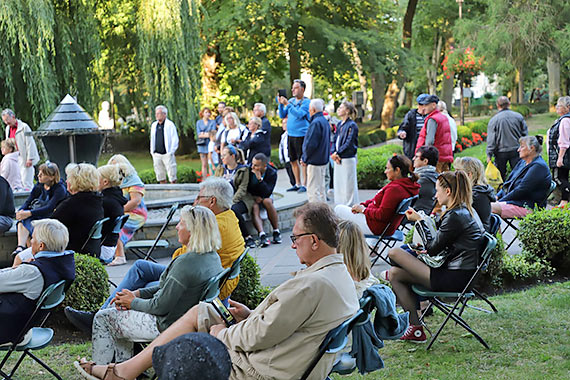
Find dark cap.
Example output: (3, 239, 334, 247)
(417, 94, 439, 105)
(152, 332, 232, 380)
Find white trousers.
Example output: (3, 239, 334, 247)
(152, 152, 177, 182)
(333, 157, 359, 206)
(307, 164, 327, 203)
(20, 164, 35, 191)
(334, 204, 373, 235)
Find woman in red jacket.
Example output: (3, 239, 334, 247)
(335, 154, 420, 236)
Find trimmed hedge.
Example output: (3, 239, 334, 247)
(62, 254, 109, 311)
(395, 105, 411, 118)
(231, 254, 271, 309)
(518, 207, 570, 273)
(140, 165, 198, 184)
(356, 144, 403, 189)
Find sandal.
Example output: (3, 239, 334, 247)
(108, 256, 127, 266)
(74, 361, 127, 380)
(11, 245, 25, 258)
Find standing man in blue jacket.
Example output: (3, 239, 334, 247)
(302, 99, 330, 202)
(278, 79, 311, 193)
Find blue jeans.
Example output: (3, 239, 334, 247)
(102, 260, 166, 309)
(0, 216, 13, 233)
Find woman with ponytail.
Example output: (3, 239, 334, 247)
(386, 170, 485, 343)
(335, 154, 420, 236)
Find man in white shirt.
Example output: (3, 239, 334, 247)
(149, 105, 179, 184)
(437, 101, 457, 151)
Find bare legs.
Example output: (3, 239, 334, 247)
(387, 248, 431, 326)
(16, 222, 30, 248)
(251, 199, 279, 234)
(199, 153, 209, 179)
(84, 306, 201, 380)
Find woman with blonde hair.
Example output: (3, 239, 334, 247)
(51, 163, 104, 256)
(386, 170, 484, 343)
(75, 205, 224, 375)
(338, 220, 379, 297)
(97, 165, 128, 263)
(221, 112, 248, 151)
(454, 157, 496, 231)
(1, 138, 23, 191)
(13, 161, 67, 256)
(107, 154, 148, 266)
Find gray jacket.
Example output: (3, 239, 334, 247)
(486, 109, 528, 156)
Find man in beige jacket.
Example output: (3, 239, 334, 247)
(76, 202, 359, 380)
(2, 109, 40, 190)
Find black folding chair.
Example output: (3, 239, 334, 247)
(365, 195, 418, 267)
(80, 217, 110, 255)
(125, 202, 179, 262)
(201, 268, 231, 302)
(0, 280, 67, 379)
(300, 296, 373, 380)
(219, 248, 249, 292)
(412, 232, 497, 350)
(501, 180, 556, 250)
(104, 214, 130, 247)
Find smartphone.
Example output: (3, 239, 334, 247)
(278, 89, 287, 98)
(211, 297, 236, 326)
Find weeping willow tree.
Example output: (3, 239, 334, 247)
(0, 0, 100, 127)
(137, 0, 202, 134)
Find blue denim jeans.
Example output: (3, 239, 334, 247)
(102, 260, 166, 309)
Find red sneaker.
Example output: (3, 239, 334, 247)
(399, 325, 427, 343)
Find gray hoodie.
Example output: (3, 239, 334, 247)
(414, 165, 439, 214)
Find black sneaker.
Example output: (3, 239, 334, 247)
(259, 234, 270, 248)
(64, 306, 95, 335)
(286, 185, 299, 192)
(245, 236, 257, 248)
(272, 231, 282, 244)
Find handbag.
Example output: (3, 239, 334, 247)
(412, 211, 446, 268)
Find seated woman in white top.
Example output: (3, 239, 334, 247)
(0, 139, 24, 191)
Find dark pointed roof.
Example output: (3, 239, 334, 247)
(35, 94, 104, 136)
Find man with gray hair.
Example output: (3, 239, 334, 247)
(150, 105, 179, 184)
(301, 99, 331, 202)
(2, 109, 40, 190)
(486, 96, 528, 180)
(65, 177, 244, 334)
(239, 116, 271, 164)
(437, 101, 458, 151)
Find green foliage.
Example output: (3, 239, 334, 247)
(501, 251, 555, 284)
(518, 207, 570, 273)
(231, 254, 271, 309)
(469, 104, 492, 117)
(270, 149, 285, 170)
(395, 105, 411, 118)
(358, 134, 372, 147)
(457, 125, 472, 140)
(465, 119, 490, 135)
(356, 144, 402, 189)
(139, 165, 198, 184)
(480, 232, 506, 289)
(62, 254, 108, 311)
(511, 104, 531, 117)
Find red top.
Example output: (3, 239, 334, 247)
(415, 109, 453, 163)
(8, 120, 17, 139)
(361, 177, 420, 236)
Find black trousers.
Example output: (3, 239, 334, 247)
(284, 162, 296, 187)
(231, 201, 250, 237)
(495, 150, 521, 181)
(553, 167, 570, 201)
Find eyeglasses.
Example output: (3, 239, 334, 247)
(290, 232, 315, 244)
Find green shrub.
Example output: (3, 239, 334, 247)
(531, 101, 549, 114)
(356, 144, 403, 189)
(139, 166, 198, 184)
(395, 105, 411, 118)
(231, 254, 271, 309)
(518, 207, 570, 273)
(480, 232, 506, 289)
(386, 126, 396, 140)
(367, 131, 381, 144)
(457, 125, 472, 140)
(511, 104, 531, 117)
(374, 129, 387, 143)
(469, 104, 491, 117)
(62, 254, 109, 311)
(501, 251, 555, 284)
(359, 134, 372, 147)
(270, 149, 285, 169)
(466, 119, 489, 135)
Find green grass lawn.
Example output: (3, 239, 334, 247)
(98, 152, 202, 173)
(4, 281, 569, 379)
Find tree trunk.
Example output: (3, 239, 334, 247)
(402, 0, 418, 49)
(201, 46, 219, 102)
(286, 24, 301, 85)
(459, 72, 465, 126)
(397, 87, 406, 107)
(371, 71, 386, 120)
(427, 33, 443, 95)
(517, 66, 525, 103)
(441, 72, 455, 115)
(547, 49, 561, 111)
(381, 79, 400, 129)
(349, 43, 368, 109)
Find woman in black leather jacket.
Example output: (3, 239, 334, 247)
(386, 170, 484, 343)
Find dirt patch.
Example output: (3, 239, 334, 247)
(46, 308, 90, 345)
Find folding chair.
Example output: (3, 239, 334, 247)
(80, 217, 110, 255)
(105, 214, 130, 246)
(0, 280, 67, 380)
(219, 248, 249, 291)
(412, 232, 497, 350)
(365, 195, 418, 267)
(300, 296, 373, 380)
(125, 202, 179, 262)
(501, 180, 556, 250)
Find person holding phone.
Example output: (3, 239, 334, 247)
(278, 79, 311, 193)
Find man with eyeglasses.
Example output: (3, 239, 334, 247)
(65, 177, 244, 334)
(2, 109, 40, 191)
(76, 202, 359, 380)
